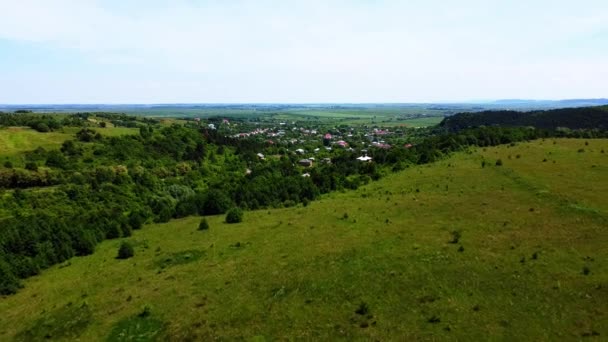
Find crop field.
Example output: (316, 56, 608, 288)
(0, 139, 606, 340)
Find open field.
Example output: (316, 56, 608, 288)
(0, 128, 74, 156)
(0, 127, 139, 157)
(0, 139, 606, 340)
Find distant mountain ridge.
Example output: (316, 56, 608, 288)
(441, 105, 608, 130)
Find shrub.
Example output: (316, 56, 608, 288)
(355, 302, 369, 315)
(3, 161, 13, 168)
(449, 230, 461, 244)
(117, 241, 134, 259)
(495, 159, 503, 166)
(138, 305, 151, 318)
(225, 207, 243, 224)
(25, 162, 38, 171)
(198, 218, 209, 231)
(302, 198, 309, 207)
(582, 266, 591, 275)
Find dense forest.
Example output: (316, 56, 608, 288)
(1, 111, 607, 295)
(441, 105, 608, 131)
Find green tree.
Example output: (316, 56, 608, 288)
(198, 218, 209, 230)
(117, 241, 134, 259)
(225, 207, 243, 224)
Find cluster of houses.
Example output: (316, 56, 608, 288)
(199, 117, 422, 170)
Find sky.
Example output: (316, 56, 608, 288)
(0, 0, 607, 104)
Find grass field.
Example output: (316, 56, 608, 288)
(0, 139, 606, 340)
(0, 128, 75, 156)
(0, 127, 139, 157)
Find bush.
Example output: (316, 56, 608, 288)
(449, 230, 461, 244)
(225, 207, 243, 224)
(198, 218, 209, 231)
(495, 159, 503, 166)
(25, 162, 38, 171)
(117, 241, 134, 259)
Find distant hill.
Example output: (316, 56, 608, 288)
(491, 99, 608, 106)
(440, 105, 608, 131)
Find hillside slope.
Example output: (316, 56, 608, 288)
(1, 139, 607, 341)
(441, 105, 608, 130)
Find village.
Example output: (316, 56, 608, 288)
(200, 117, 421, 169)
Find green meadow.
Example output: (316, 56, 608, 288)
(0, 139, 606, 340)
(0, 126, 139, 163)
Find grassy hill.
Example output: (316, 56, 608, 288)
(1, 139, 606, 340)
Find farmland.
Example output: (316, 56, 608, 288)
(1, 138, 606, 340)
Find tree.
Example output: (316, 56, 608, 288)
(117, 241, 134, 259)
(34, 122, 50, 132)
(198, 218, 209, 230)
(225, 207, 243, 224)
(0, 257, 21, 295)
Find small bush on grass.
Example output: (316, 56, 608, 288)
(117, 241, 134, 259)
(225, 207, 243, 224)
(449, 230, 461, 244)
(198, 218, 209, 231)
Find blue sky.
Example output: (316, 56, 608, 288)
(0, 0, 607, 103)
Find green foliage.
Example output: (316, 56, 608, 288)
(0, 110, 607, 300)
(441, 106, 608, 130)
(0, 257, 21, 295)
(117, 241, 135, 259)
(24, 161, 38, 171)
(1, 138, 608, 340)
(198, 218, 209, 231)
(225, 207, 243, 223)
(495, 159, 503, 166)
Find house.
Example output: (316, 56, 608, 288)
(302, 173, 311, 177)
(257, 153, 265, 160)
(336, 140, 348, 148)
(357, 156, 372, 162)
(295, 148, 305, 154)
(298, 159, 313, 167)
